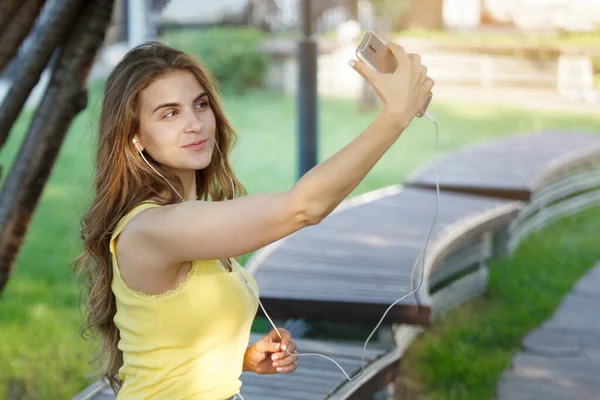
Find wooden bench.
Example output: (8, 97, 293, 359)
(405, 130, 600, 253)
(405, 130, 600, 201)
(247, 185, 521, 328)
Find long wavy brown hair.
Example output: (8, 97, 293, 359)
(72, 41, 247, 393)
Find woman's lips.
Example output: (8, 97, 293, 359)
(183, 139, 207, 151)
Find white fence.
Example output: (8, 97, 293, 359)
(263, 42, 596, 102)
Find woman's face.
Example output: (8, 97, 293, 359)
(135, 69, 217, 173)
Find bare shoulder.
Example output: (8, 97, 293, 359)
(115, 203, 170, 268)
(114, 204, 183, 294)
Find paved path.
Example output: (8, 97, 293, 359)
(496, 261, 600, 400)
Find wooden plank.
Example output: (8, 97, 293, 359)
(255, 261, 415, 279)
(405, 131, 600, 200)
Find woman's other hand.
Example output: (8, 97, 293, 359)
(350, 43, 434, 129)
(243, 328, 298, 374)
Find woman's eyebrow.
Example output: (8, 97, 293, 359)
(193, 92, 208, 103)
(152, 92, 208, 114)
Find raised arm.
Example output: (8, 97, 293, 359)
(120, 43, 434, 265)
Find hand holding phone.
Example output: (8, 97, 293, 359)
(354, 31, 433, 120)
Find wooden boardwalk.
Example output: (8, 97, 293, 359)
(75, 332, 415, 400)
(247, 186, 520, 327)
(405, 131, 600, 200)
(497, 261, 600, 399)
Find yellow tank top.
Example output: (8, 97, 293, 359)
(109, 202, 259, 400)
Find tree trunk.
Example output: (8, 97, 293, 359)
(0, 0, 26, 37)
(0, 0, 87, 151)
(0, 0, 115, 295)
(0, 0, 46, 73)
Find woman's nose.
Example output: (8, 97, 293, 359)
(184, 110, 203, 133)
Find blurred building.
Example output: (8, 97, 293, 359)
(446, 0, 600, 32)
(103, 0, 600, 45)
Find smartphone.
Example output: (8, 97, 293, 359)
(356, 31, 432, 118)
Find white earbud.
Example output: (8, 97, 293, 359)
(132, 138, 142, 152)
(133, 137, 185, 201)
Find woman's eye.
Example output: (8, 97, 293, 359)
(195, 101, 209, 109)
(164, 110, 177, 119)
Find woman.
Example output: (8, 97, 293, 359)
(74, 41, 433, 400)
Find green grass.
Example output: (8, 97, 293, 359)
(0, 79, 599, 398)
(399, 204, 600, 400)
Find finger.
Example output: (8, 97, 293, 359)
(386, 43, 409, 66)
(417, 79, 434, 114)
(276, 362, 298, 373)
(267, 327, 285, 342)
(256, 338, 280, 353)
(275, 354, 298, 368)
(408, 53, 421, 68)
(424, 76, 435, 92)
(419, 65, 428, 82)
(273, 339, 296, 361)
(274, 328, 292, 352)
(273, 350, 291, 362)
(348, 59, 378, 84)
(285, 340, 297, 355)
